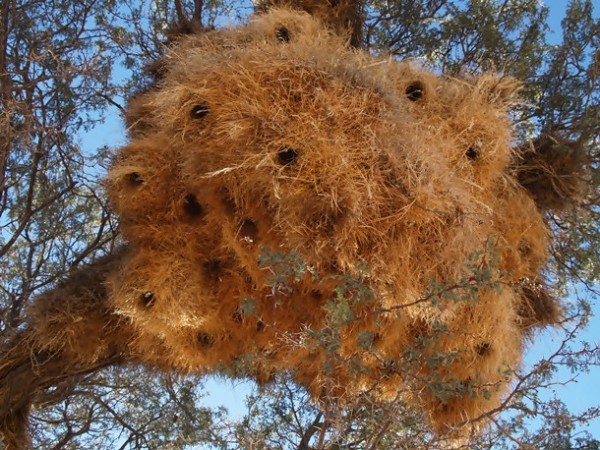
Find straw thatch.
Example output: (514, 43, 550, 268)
(255, 0, 364, 47)
(516, 133, 588, 211)
(0, 7, 568, 447)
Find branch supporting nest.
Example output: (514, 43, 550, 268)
(0, 249, 132, 449)
(0, 335, 124, 449)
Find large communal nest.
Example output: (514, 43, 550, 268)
(0, 6, 572, 448)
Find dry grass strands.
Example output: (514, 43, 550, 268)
(513, 277, 562, 331)
(516, 133, 589, 211)
(0, 7, 570, 446)
(256, 0, 364, 47)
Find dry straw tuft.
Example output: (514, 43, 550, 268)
(516, 133, 589, 211)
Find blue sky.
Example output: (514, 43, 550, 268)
(78, 0, 600, 443)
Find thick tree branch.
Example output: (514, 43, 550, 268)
(0, 248, 134, 449)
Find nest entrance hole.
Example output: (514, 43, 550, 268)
(475, 342, 491, 356)
(183, 193, 203, 218)
(466, 146, 479, 160)
(277, 147, 299, 166)
(190, 104, 210, 120)
(276, 26, 291, 42)
(239, 218, 259, 243)
(127, 172, 144, 186)
(140, 291, 156, 308)
(203, 259, 222, 283)
(197, 332, 216, 348)
(406, 81, 425, 101)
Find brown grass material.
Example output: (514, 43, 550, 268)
(104, 9, 554, 431)
(513, 277, 562, 331)
(516, 133, 589, 211)
(409, 288, 523, 430)
(1, 7, 566, 445)
(26, 249, 135, 363)
(256, 0, 364, 47)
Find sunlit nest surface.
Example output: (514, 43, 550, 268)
(30, 8, 561, 433)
